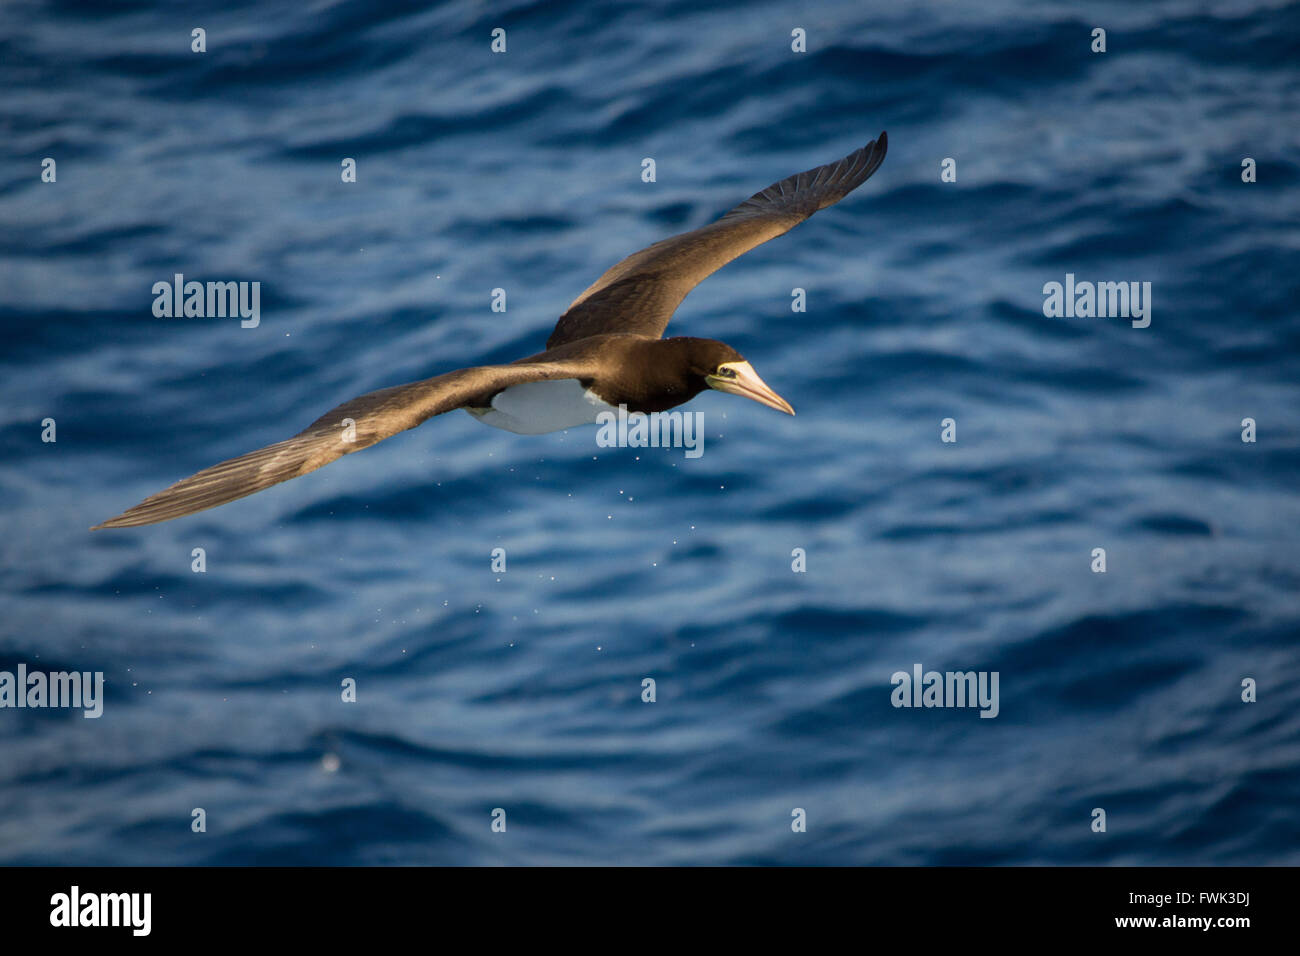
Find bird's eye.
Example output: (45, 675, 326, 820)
(717, 366, 738, 378)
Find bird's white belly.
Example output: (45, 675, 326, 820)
(465, 378, 616, 435)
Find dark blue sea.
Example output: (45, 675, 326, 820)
(2, 0, 1298, 866)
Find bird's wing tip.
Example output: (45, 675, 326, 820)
(91, 514, 134, 530)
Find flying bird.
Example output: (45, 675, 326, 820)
(93, 133, 888, 529)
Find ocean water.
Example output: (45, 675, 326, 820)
(2, 0, 1299, 865)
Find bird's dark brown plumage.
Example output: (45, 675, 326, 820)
(93, 134, 888, 529)
(90, 359, 592, 529)
(547, 132, 887, 347)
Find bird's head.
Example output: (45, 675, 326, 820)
(678, 338, 795, 416)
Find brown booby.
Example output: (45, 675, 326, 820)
(93, 133, 887, 529)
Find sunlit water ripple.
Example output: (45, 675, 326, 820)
(1, 0, 1298, 864)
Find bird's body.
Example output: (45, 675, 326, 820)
(470, 333, 749, 433)
(466, 378, 614, 435)
(93, 134, 887, 529)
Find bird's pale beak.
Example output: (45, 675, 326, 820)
(706, 361, 795, 416)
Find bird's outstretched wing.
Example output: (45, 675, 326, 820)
(546, 133, 887, 348)
(91, 361, 586, 529)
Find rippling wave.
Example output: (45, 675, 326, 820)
(1, 0, 1298, 864)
